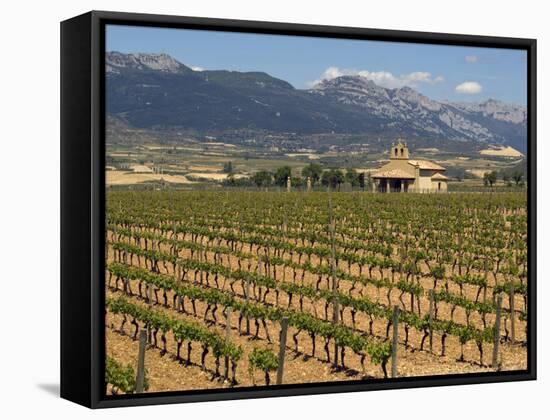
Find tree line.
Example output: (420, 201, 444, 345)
(483, 170, 525, 188)
(223, 162, 373, 190)
(222, 161, 525, 190)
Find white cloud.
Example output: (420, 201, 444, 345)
(308, 66, 444, 89)
(191, 66, 204, 72)
(455, 81, 483, 94)
(465, 55, 478, 63)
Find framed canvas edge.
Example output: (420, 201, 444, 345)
(60, 11, 94, 408)
(94, 371, 535, 409)
(61, 10, 537, 409)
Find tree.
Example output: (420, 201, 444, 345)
(502, 172, 512, 187)
(222, 174, 254, 187)
(512, 171, 523, 186)
(301, 163, 323, 185)
(292, 176, 304, 188)
(223, 173, 236, 186)
(274, 166, 292, 187)
(358, 172, 366, 190)
(455, 168, 465, 182)
(223, 161, 234, 173)
(345, 168, 360, 187)
(483, 170, 497, 187)
(252, 170, 272, 188)
(321, 169, 344, 190)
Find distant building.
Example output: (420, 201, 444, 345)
(372, 140, 448, 193)
(131, 164, 154, 174)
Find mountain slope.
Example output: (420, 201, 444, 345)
(106, 52, 193, 75)
(444, 100, 527, 152)
(106, 52, 527, 151)
(107, 53, 389, 133)
(310, 77, 526, 148)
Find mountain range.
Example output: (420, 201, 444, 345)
(106, 52, 527, 152)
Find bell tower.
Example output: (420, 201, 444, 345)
(390, 139, 409, 160)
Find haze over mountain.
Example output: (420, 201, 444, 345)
(106, 52, 527, 152)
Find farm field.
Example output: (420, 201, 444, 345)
(105, 139, 525, 190)
(105, 190, 528, 394)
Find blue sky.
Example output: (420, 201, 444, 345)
(106, 25, 527, 106)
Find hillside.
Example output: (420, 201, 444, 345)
(106, 52, 527, 152)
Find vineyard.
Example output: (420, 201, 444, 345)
(104, 190, 528, 393)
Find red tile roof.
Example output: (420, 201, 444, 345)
(371, 168, 416, 179)
(408, 160, 446, 171)
(431, 172, 449, 180)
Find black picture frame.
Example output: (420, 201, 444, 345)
(61, 10, 537, 409)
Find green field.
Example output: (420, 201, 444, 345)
(105, 190, 528, 393)
(106, 139, 526, 193)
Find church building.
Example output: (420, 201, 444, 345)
(371, 140, 448, 193)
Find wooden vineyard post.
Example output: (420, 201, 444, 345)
(111, 223, 117, 261)
(257, 259, 262, 301)
(105, 227, 109, 265)
(391, 305, 400, 378)
(173, 247, 180, 280)
(428, 289, 434, 353)
(510, 282, 516, 345)
(199, 245, 204, 284)
(135, 329, 147, 393)
(173, 222, 182, 310)
(245, 279, 251, 335)
(224, 308, 232, 380)
(328, 195, 339, 367)
(112, 217, 117, 241)
(173, 221, 179, 263)
(176, 262, 182, 311)
(174, 258, 181, 282)
(331, 241, 339, 368)
(147, 283, 153, 305)
(492, 294, 503, 369)
(147, 283, 153, 344)
(332, 287, 339, 368)
(122, 245, 129, 294)
(483, 260, 489, 303)
(276, 317, 289, 385)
